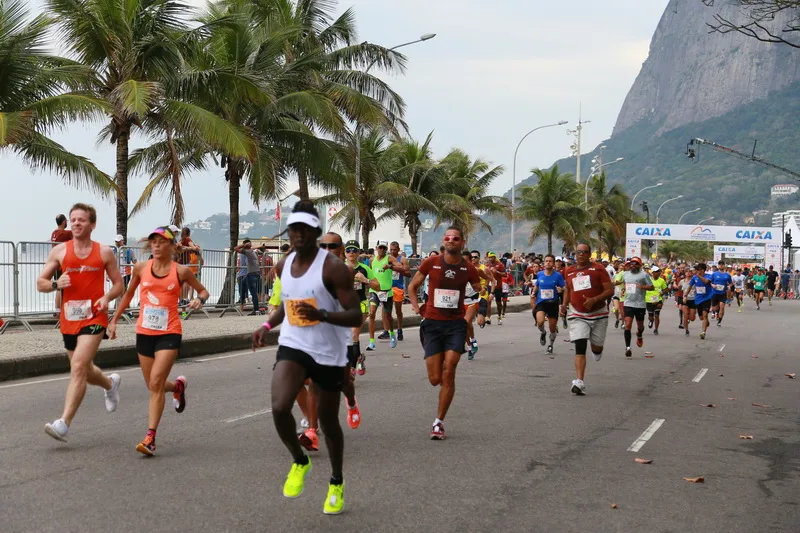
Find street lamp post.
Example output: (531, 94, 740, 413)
(678, 208, 701, 224)
(655, 195, 684, 258)
(630, 182, 663, 210)
(585, 157, 624, 206)
(511, 120, 568, 252)
(353, 33, 436, 243)
(697, 216, 715, 225)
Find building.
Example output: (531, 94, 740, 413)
(771, 184, 799, 197)
(772, 210, 800, 229)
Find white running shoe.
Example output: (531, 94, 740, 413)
(45, 419, 69, 442)
(104, 373, 121, 413)
(570, 379, 586, 395)
(592, 351, 603, 362)
(300, 417, 310, 430)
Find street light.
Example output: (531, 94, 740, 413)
(511, 120, 568, 251)
(585, 157, 625, 205)
(630, 182, 663, 210)
(655, 195, 684, 258)
(353, 33, 436, 242)
(697, 216, 715, 225)
(678, 208, 701, 224)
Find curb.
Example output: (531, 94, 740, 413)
(0, 302, 531, 382)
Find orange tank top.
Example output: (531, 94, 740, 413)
(136, 260, 182, 336)
(60, 241, 108, 334)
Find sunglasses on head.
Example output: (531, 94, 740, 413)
(444, 235, 461, 242)
(345, 247, 359, 253)
(319, 242, 341, 250)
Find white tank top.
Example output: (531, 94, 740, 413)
(278, 249, 349, 367)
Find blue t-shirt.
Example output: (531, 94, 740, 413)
(534, 271, 565, 305)
(690, 274, 713, 304)
(710, 271, 732, 295)
(781, 272, 791, 284)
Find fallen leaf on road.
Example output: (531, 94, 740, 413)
(703, 404, 717, 408)
(727, 397, 736, 401)
(683, 476, 705, 483)
(610, 504, 618, 509)
(718, 374, 724, 377)
(401, 353, 411, 358)
(635, 458, 653, 464)
(644, 351, 652, 354)
(785, 373, 796, 379)
(739, 435, 754, 440)
(644, 355, 655, 358)
(718, 354, 724, 358)
(751, 355, 759, 359)
(392, 364, 399, 367)
(669, 371, 675, 374)
(751, 403, 771, 408)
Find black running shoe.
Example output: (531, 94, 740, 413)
(540, 332, 547, 346)
(397, 329, 404, 341)
(378, 330, 390, 340)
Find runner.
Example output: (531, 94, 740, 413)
(533, 254, 565, 356)
(680, 269, 697, 336)
(672, 265, 685, 329)
(408, 226, 481, 440)
(485, 252, 506, 325)
(689, 263, 714, 339)
(345, 240, 378, 376)
(560, 243, 614, 395)
(251, 201, 362, 515)
(389, 241, 411, 341)
(780, 267, 791, 299)
(500, 269, 513, 318)
(732, 267, 746, 311)
(367, 240, 402, 350)
(710, 261, 733, 326)
(753, 267, 767, 310)
(463, 250, 492, 359)
(108, 226, 208, 455)
(766, 265, 779, 305)
(612, 262, 626, 329)
(645, 266, 667, 335)
(474, 251, 495, 330)
(36, 203, 124, 443)
(616, 257, 653, 357)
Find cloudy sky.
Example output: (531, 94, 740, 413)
(1, 0, 668, 243)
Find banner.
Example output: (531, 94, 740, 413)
(625, 238, 641, 260)
(765, 243, 781, 270)
(626, 223, 780, 243)
(713, 245, 764, 260)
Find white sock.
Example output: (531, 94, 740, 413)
(434, 418, 444, 426)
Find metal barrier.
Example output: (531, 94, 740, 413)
(15, 241, 60, 320)
(0, 241, 28, 333)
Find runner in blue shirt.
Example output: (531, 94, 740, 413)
(710, 261, 732, 327)
(533, 254, 566, 356)
(689, 263, 714, 340)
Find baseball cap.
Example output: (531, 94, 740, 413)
(487, 252, 497, 258)
(629, 256, 642, 264)
(114, 234, 124, 242)
(148, 226, 175, 241)
(376, 240, 388, 248)
(651, 266, 661, 272)
(345, 240, 360, 250)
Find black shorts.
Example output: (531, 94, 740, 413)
(62, 325, 108, 351)
(696, 299, 712, 315)
(711, 294, 727, 306)
(646, 302, 663, 314)
(369, 291, 392, 313)
(420, 318, 467, 358)
(136, 333, 182, 358)
(493, 288, 504, 302)
(754, 289, 765, 294)
(534, 300, 560, 319)
(478, 298, 488, 316)
(347, 344, 358, 368)
(767, 284, 776, 292)
(623, 306, 646, 321)
(685, 299, 696, 309)
(675, 296, 684, 305)
(275, 346, 344, 392)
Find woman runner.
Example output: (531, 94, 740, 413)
(109, 226, 209, 455)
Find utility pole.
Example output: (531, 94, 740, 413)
(567, 104, 590, 184)
(782, 214, 786, 269)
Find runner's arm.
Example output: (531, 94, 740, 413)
(101, 245, 125, 301)
(37, 244, 65, 292)
(407, 271, 426, 313)
(111, 261, 145, 323)
(178, 265, 210, 305)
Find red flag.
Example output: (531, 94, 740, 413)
(275, 203, 281, 221)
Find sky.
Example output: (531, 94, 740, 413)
(1, 0, 668, 243)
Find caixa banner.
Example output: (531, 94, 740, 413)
(626, 224, 780, 243)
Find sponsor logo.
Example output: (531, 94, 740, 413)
(735, 230, 773, 240)
(689, 226, 715, 240)
(444, 270, 456, 279)
(634, 227, 671, 237)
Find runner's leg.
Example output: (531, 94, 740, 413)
(272, 360, 311, 461)
(61, 334, 111, 425)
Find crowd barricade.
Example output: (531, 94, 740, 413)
(0, 241, 27, 333)
(15, 242, 60, 323)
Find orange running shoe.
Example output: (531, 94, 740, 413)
(298, 428, 319, 452)
(136, 433, 156, 456)
(636, 336, 643, 348)
(346, 401, 361, 429)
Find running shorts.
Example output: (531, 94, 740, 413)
(419, 318, 467, 358)
(696, 299, 712, 315)
(645, 302, 663, 314)
(62, 325, 108, 351)
(534, 300, 559, 319)
(136, 333, 182, 358)
(685, 299, 696, 309)
(493, 288, 504, 302)
(275, 346, 344, 392)
(711, 294, 727, 307)
(754, 289, 765, 294)
(567, 316, 608, 347)
(392, 287, 405, 303)
(623, 306, 646, 321)
(464, 295, 480, 308)
(369, 291, 392, 312)
(675, 296, 684, 306)
(502, 292, 509, 301)
(478, 298, 488, 316)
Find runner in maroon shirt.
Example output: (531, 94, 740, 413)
(560, 243, 614, 396)
(408, 226, 481, 440)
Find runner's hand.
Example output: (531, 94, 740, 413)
(94, 296, 109, 315)
(411, 301, 420, 315)
(187, 298, 203, 310)
(294, 301, 322, 322)
(56, 274, 71, 289)
(107, 321, 117, 340)
(252, 326, 270, 350)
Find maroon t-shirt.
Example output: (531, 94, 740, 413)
(50, 229, 73, 243)
(418, 255, 480, 321)
(563, 264, 611, 319)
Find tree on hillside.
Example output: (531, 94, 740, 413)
(517, 165, 585, 254)
(704, 0, 800, 49)
(0, 0, 114, 193)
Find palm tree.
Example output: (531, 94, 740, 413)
(517, 165, 585, 254)
(46, 0, 255, 239)
(585, 172, 633, 259)
(436, 148, 510, 241)
(0, 0, 113, 192)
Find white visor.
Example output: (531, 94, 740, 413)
(286, 212, 320, 228)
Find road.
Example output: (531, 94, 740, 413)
(1, 300, 799, 533)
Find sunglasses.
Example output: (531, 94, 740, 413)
(575, 250, 591, 254)
(471, 255, 480, 259)
(319, 242, 341, 250)
(345, 247, 359, 253)
(443, 235, 461, 242)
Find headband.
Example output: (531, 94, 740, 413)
(286, 212, 320, 228)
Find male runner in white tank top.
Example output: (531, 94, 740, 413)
(252, 202, 362, 515)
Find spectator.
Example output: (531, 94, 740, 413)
(114, 234, 137, 290)
(176, 227, 202, 304)
(50, 214, 73, 315)
(237, 250, 248, 311)
(234, 239, 262, 315)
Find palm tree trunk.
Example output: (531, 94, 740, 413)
(361, 223, 370, 251)
(547, 231, 553, 255)
(298, 166, 309, 201)
(114, 125, 130, 239)
(219, 160, 243, 306)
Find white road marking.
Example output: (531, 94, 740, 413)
(627, 418, 665, 452)
(692, 368, 708, 383)
(719, 344, 725, 352)
(224, 408, 272, 423)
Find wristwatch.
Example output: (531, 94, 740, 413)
(319, 309, 329, 322)
(52, 280, 58, 291)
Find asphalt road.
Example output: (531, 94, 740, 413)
(1, 300, 799, 533)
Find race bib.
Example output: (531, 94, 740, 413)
(142, 305, 169, 331)
(572, 276, 592, 291)
(64, 300, 92, 321)
(540, 289, 555, 300)
(353, 281, 363, 290)
(648, 294, 660, 303)
(433, 288, 459, 309)
(695, 286, 706, 295)
(502, 282, 509, 293)
(285, 298, 320, 327)
(625, 283, 637, 295)
(377, 291, 388, 303)
(713, 284, 725, 291)
(392, 270, 401, 281)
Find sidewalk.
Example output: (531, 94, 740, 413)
(0, 296, 533, 382)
